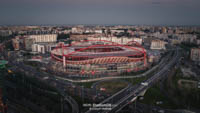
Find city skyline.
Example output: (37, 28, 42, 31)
(1, 20, 200, 113)
(0, 0, 200, 25)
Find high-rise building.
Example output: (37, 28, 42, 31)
(12, 38, 20, 50)
(24, 38, 35, 50)
(191, 48, 200, 62)
(196, 39, 200, 45)
(150, 40, 166, 50)
(32, 44, 45, 54)
(24, 34, 57, 51)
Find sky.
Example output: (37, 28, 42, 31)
(0, 0, 200, 25)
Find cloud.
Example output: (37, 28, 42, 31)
(0, 0, 200, 25)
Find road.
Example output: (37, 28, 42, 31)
(3, 52, 79, 113)
(1, 40, 181, 113)
(86, 48, 181, 113)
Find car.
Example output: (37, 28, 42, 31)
(141, 82, 148, 86)
(43, 76, 49, 80)
(139, 96, 144, 100)
(158, 110, 165, 113)
(156, 101, 163, 105)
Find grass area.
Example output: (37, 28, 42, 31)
(96, 80, 128, 94)
(137, 68, 176, 109)
(180, 43, 199, 52)
(120, 68, 148, 76)
(139, 84, 175, 109)
(123, 68, 157, 86)
(75, 67, 152, 88)
(76, 82, 95, 88)
(124, 76, 147, 86)
(24, 61, 38, 67)
(165, 67, 200, 109)
(139, 67, 200, 110)
(172, 68, 198, 89)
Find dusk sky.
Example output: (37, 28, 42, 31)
(0, 0, 200, 25)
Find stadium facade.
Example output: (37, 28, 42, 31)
(51, 40, 147, 76)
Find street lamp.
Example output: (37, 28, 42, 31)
(60, 96, 64, 113)
(81, 85, 84, 104)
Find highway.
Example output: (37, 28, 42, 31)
(2, 52, 79, 113)
(2, 48, 176, 113)
(86, 48, 181, 113)
(1, 39, 181, 113)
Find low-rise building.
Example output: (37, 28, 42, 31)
(71, 27, 84, 34)
(0, 30, 12, 37)
(170, 39, 181, 45)
(177, 34, 197, 44)
(28, 34, 57, 43)
(110, 29, 124, 34)
(88, 36, 140, 45)
(95, 30, 103, 34)
(133, 38, 143, 45)
(196, 39, 200, 45)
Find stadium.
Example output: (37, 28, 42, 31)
(51, 40, 147, 76)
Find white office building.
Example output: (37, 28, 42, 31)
(32, 44, 45, 54)
(150, 40, 166, 50)
(28, 34, 57, 43)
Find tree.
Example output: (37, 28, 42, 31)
(57, 33, 70, 40)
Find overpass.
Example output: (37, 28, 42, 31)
(86, 48, 181, 113)
(6, 59, 79, 113)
